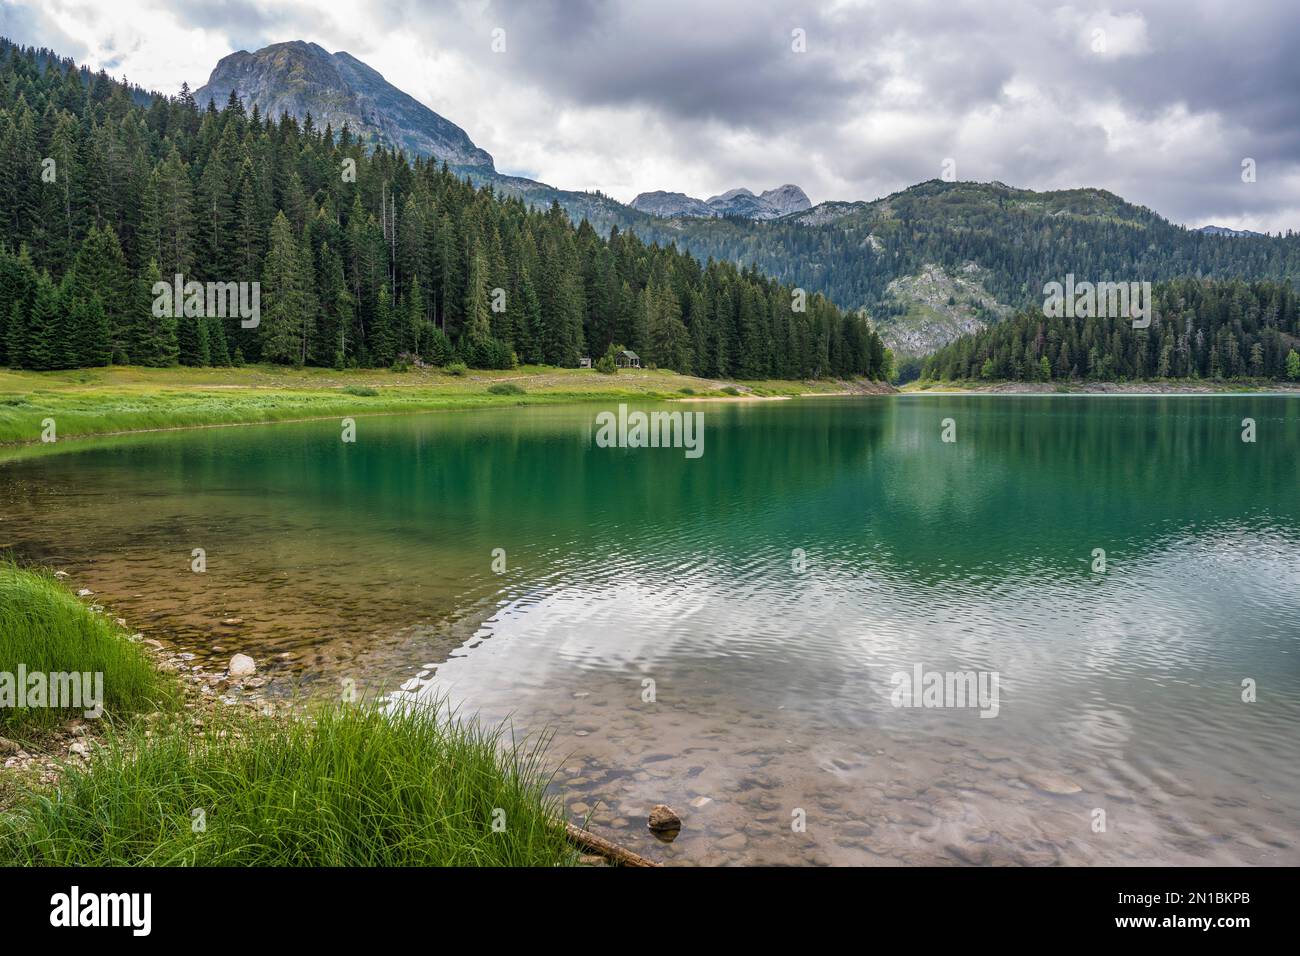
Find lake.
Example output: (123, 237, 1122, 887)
(4, 395, 1299, 865)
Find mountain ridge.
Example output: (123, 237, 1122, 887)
(630, 183, 811, 220)
(194, 40, 493, 167)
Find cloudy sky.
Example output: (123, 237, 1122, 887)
(3, 0, 1298, 232)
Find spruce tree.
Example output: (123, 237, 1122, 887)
(129, 259, 178, 366)
(75, 294, 111, 367)
(177, 306, 210, 366)
(260, 212, 306, 364)
(205, 315, 231, 366)
(5, 301, 26, 368)
(68, 225, 131, 359)
(371, 283, 397, 366)
(24, 275, 60, 370)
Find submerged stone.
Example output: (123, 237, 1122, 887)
(648, 803, 682, 835)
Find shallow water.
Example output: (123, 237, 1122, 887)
(4, 396, 1299, 865)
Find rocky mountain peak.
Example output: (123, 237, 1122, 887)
(759, 184, 813, 216)
(194, 41, 493, 167)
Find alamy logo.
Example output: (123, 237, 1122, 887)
(595, 404, 704, 459)
(152, 274, 260, 328)
(50, 886, 151, 936)
(1043, 274, 1151, 328)
(0, 666, 103, 718)
(890, 663, 1000, 718)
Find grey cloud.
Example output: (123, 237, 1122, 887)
(0, 3, 84, 59)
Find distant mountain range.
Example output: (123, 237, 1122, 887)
(630, 184, 812, 219)
(193, 42, 1299, 360)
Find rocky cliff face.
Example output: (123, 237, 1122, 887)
(757, 184, 813, 216)
(874, 263, 1013, 358)
(629, 190, 718, 218)
(706, 185, 811, 219)
(194, 41, 493, 167)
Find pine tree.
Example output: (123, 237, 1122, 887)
(129, 259, 178, 366)
(205, 315, 231, 365)
(294, 232, 318, 366)
(371, 282, 395, 366)
(177, 303, 210, 366)
(314, 243, 352, 366)
(260, 212, 307, 364)
(3, 300, 20, 366)
(23, 275, 61, 370)
(515, 268, 542, 365)
(75, 294, 111, 367)
(153, 147, 195, 279)
(0, 243, 38, 366)
(68, 225, 131, 360)
(404, 278, 425, 357)
(463, 244, 492, 345)
(650, 281, 690, 372)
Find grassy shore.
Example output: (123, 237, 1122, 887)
(1, 702, 576, 866)
(0, 564, 580, 866)
(0, 563, 175, 736)
(0, 363, 875, 449)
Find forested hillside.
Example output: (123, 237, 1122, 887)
(920, 278, 1300, 383)
(0, 38, 886, 379)
(630, 181, 1300, 353)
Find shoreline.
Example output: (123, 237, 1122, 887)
(670, 394, 791, 403)
(0, 565, 619, 867)
(0, 364, 891, 452)
(903, 379, 1300, 395)
(0, 563, 283, 808)
(6, 366, 1289, 457)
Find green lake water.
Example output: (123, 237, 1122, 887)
(4, 395, 1298, 865)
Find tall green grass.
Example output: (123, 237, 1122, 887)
(0, 563, 175, 735)
(0, 702, 578, 866)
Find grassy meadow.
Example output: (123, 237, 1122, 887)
(0, 363, 862, 451)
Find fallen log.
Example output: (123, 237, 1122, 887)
(565, 822, 661, 867)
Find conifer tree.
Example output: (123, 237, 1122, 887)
(68, 225, 131, 359)
(371, 282, 395, 366)
(151, 147, 196, 281)
(75, 294, 111, 367)
(129, 258, 178, 366)
(258, 212, 305, 363)
(176, 304, 210, 366)
(23, 275, 60, 370)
